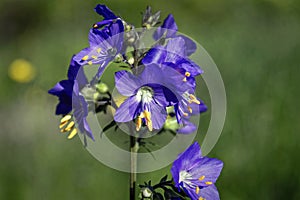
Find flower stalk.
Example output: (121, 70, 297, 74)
(130, 135, 139, 200)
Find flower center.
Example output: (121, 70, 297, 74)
(136, 86, 154, 103)
(179, 170, 193, 186)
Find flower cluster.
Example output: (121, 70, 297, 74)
(49, 4, 206, 140)
(48, 4, 223, 200)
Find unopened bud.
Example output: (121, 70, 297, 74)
(96, 82, 109, 94)
(142, 6, 161, 28)
(141, 187, 152, 198)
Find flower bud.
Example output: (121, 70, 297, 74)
(96, 82, 109, 94)
(139, 187, 153, 199)
(142, 6, 161, 29)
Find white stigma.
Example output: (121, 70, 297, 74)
(136, 86, 153, 103)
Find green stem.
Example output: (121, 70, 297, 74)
(130, 135, 139, 200)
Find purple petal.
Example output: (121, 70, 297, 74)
(198, 185, 220, 200)
(76, 67, 89, 89)
(178, 35, 197, 56)
(179, 61, 203, 77)
(48, 80, 73, 96)
(187, 99, 208, 115)
(114, 96, 140, 122)
(67, 56, 81, 81)
(177, 120, 197, 134)
(55, 101, 72, 115)
(165, 37, 186, 58)
(190, 157, 223, 187)
(142, 47, 166, 65)
(154, 14, 178, 40)
(171, 142, 203, 187)
(115, 71, 141, 96)
(148, 100, 167, 130)
(73, 93, 94, 140)
(93, 19, 114, 29)
(94, 4, 117, 19)
(48, 82, 65, 95)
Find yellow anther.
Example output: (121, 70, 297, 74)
(82, 55, 89, 61)
(97, 48, 102, 53)
(136, 116, 142, 131)
(60, 115, 71, 123)
(199, 175, 205, 181)
(91, 55, 97, 59)
(189, 94, 200, 105)
(88, 61, 93, 65)
(205, 181, 213, 185)
(187, 106, 193, 113)
(182, 77, 187, 82)
(183, 112, 189, 117)
(143, 111, 153, 131)
(185, 71, 191, 77)
(93, 24, 98, 28)
(63, 121, 75, 132)
(59, 120, 68, 129)
(199, 197, 205, 200)
(196, 186, 200, 194)
(68, 128, 78, 139)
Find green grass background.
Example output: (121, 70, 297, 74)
(0, 0, 300, 199)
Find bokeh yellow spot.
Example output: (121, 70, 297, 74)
(8, 59, 36, 83)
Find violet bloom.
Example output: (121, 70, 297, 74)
(94, 4, 117, 20)
(114, 64, 187, 131)
(143, 37, 205, 123)
(154, 14, 196, 56)
(72, 80, 94, 141)
(171, 142, 223, 200)
(73, 19, 124, 80)
(48, 56, 80, 115)
(143, 37, 202, 89)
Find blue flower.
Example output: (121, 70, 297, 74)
(143, 37, 202, 88)
(143, 37, 206, 124)
(171, 142, 223, 200)
(74, 19, 124, 81)
(72, 79, 94, 141)
(94, 4, 117, 20)
(48, 56, 80, 115)
(49, 55, 94, 140)
(154, 14, 196, 56)
(113, 64, 188, 131)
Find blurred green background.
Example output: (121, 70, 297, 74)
(1, 0, 300, 199)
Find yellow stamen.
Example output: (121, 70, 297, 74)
(199, 175, 205, 181)
(182, 77, 187, 82)
(97, 48, 102, 53)
(183, 112, 188, 117)
(196, 186, 200, 194)
(60, 115, 71, 123)
(63, 121, 75, 132)
(68, 128, 78, 139)
(136, 116, 142, 131)
(143, 111, 153, 131)
(189, 94, 200, 105)
(205, 181, 213, 185)
(88, 61, 93, 65)
(185, 71, 191, 77)
(199, 197, 205, 200)
(91, 55, 97, 59)
(187, 106, 193, 113)
(59, 120, 68, 129)
(82, 55, 89, 61)
(93, 24, 98, 28)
